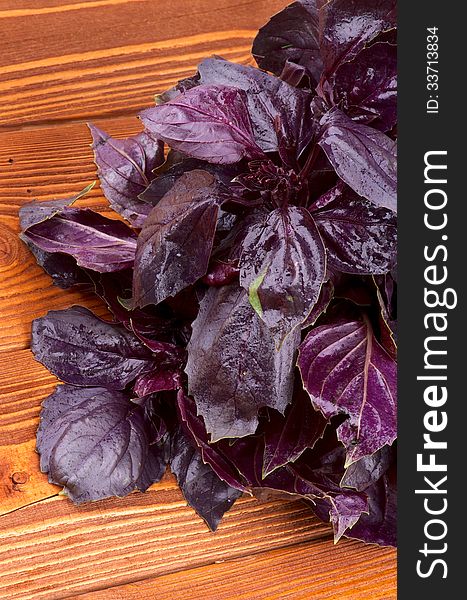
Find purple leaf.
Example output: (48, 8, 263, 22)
(314, 192, 397, 274)
(156, 72, 201, 104)
(298, 315, 397, 465)
(318, 0, 396, 77)
(345, 459, 396, 546)
(19, 185, 95, 287)
(177, 390, 248, 492)
(197, 58, 313, 155)
(140, 85, 264, 164)
(19, 183, 95, 230)
(374, 274, 397, 357)
(318, 109, 397, 212)
(328, 41, 397, 132)
(263, 382, 328, 477)
(89, 124, 164, 227)
(217, 426, 368, 542)
(302, 275, 334, 327)
(132, 393, 169, 444)
(133, 366, 181, 396)
(240, 206, 326, 343)
(139, 158, 238, 208)
(31, 306, 155, 390)
(21, 207, 137, 273)
(170, 427, 242, 530)
(22, 242, 87, 289)
(341, 445, 393, 492)
(37, 385, 166, 502)
(252, 1, 323, 86)
(132, 170, 222, 308)
(185, 285, 298, 442)
(289, 430, 370, 541)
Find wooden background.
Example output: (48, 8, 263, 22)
(0, 1, 397, 598)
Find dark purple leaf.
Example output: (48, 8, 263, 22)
(314, 192, 397, 274)
(140, 85, 263, 164)
(177, 390, 248, 492)
(133, 365, 181, 396)
(37, 384, 166, 502)
(263, 382, 328, 477)
(318, 0, 396, 77)
(89, 124, 164, 227)
(302, 275, 334, 327)
(19, 185, 96, 287)
(202, 261, 239, 287)
(197, 58, 313, 155)
(21, 208, 137, 273)
(23, 242, 87, 289)
(139, 158, 238, 209)
(88, 270, 184, 355)
(332, 274, 374, 307)
(345, 460, 396, 546)
(328, 41, 397, 131)
(341, 445, 393, 492)
(185, 285, 298, 441)
(132, 393, 170, 444)
(298, 315, 397, 465)
(279, 60, 308, 88)
(31, 306, 155, 390)
(170, 427, 242, 530)
(132, 170, 222, 308)
(252, 1, 323, 86)
(218, 427, 368, 542)
(156, 72, 201, 104)
(318, 109, 397, 212)
(239, 206, 326, 343)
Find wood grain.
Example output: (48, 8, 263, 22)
(0, 0, 397, 598)
(0, 491, 333, 600)
(0, 0, 286, 128)
(76, 540, 397, 600)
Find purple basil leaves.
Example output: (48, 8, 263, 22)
(170, 427, 242, 530)
(298, 315, 397, 466)
(20, 193, 137, 273)
(89, 124, 164, 227)
(31, 306, 155, 390)
(239, 206, 326, 343)
(132, 170, 223, 308)
(23, 0, 397, 546)
(252, 1, 323, 87)
(140, 85, 264, 164)
(37, 385, 167, 502)
(185, 284, 299, 441)
(318, 109, 397, 212)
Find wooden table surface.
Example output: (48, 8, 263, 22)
(0, 1, 397, 598)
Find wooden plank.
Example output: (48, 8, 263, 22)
(0, 492, 333, 600)
(76, 539, 397, 600)
(0, 0, 287, 127)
